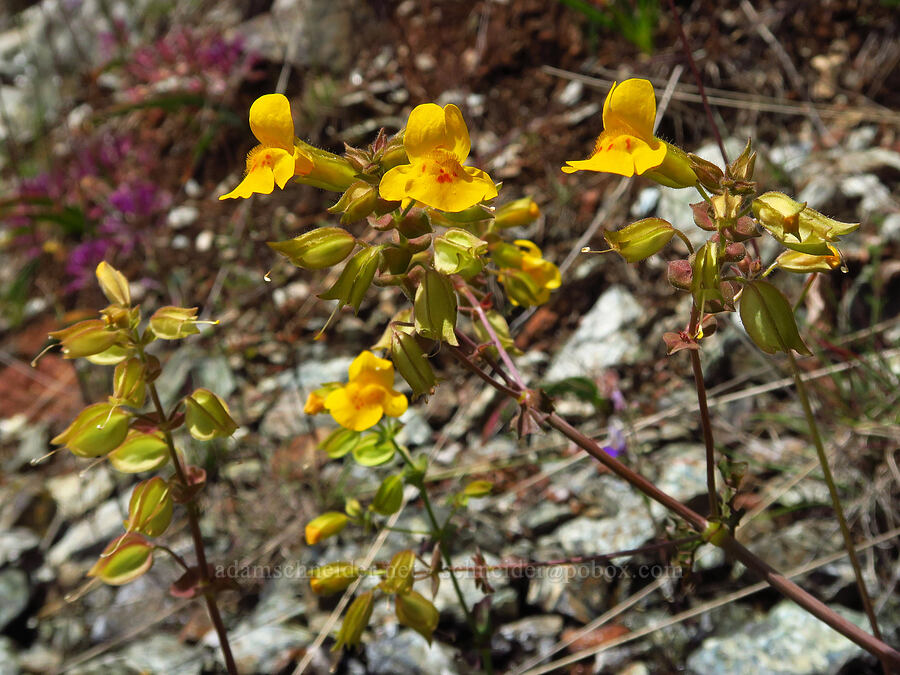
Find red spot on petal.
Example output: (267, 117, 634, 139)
(607, 143, 613, 151)
(625, 139, 631, 150)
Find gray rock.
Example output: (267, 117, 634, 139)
(686, 600, 867, 675)
(797, 176, 837, 211)
(0, 637, 20, 675)
(432, 552, 503, 624)
(46, 469, 114, 520)
(119, 634, 203, 675)
(549, 510, 654, 558)
(4, 422, 48, 473)
(0, 569, 29, 631)
(228, 624, 313, 674)
(630, 187, 660, 219)
(259, 353, 354, 438)
(520, 501, 575, 535)
(840, 174, 894, 217)
(366, 628, 460, 675)
(647, 443, 708, 520)
(844, 126, 877, 151)
(881, 213, 900, 244)
(545, 286, 645, 381)
(194, 355, 238, 401)
(16, 643, 61, 674)
(47, 494, 129, 567)
(166, 205, 199, 229)
(494, 615, 563, 657)
(0, 527, 40, 566)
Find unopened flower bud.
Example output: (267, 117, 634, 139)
(723, 242, 746, 263)
(414, 269, 458, 346)
(310, 562, 362, 596)
(711, 192, 742, 227)
(691, 202, 716, 231)
(95, 261, 131, 307)
(667, 259, 693, 291)
(380, 134, 408, 171)
(775, 245, 843, 273)
(306, 511, 349, 545)
(494, 197, 540, 229)
(727, 139, 756, 181)
(269, 227, 356, 270)
(603, 218, 676, 263)
(739, 279, 810, 355)
(687, 153, 725, 193)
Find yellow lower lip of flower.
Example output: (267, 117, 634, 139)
(380, 159, 497, 213)
(563, 132, 666, 178)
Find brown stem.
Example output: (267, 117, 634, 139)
(664, 0, 729, 165)
(690, 349, 720, 519)
(786, 351, 886, 661)
(144, 378, 238, 675)
(449, 345, 900, 666)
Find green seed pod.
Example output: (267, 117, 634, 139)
(183, 388, 238, 441)
(319, 245, 384, 314)
(149, 306, 201, 340)
(414, 269, 458, 346)
(112, 358, 146, 408)
(390, 328, 436, 400)
(494, 197, 540, 229)
(48, 319, 122, 360)
(371, 474, 404, 516)
(380, 550, 416, 595)
(603, 218, 676, 263)
(88, 533, 154, 586)
(333, 590, 375, 651)
(52, 402, 130, 457)
(125, 477, 173, 537)
(433, 228, 487, 277)
(269, 227, 357, 270)
(395, 590, 440, 644)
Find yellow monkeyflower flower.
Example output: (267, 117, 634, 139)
(562, 79, 696, 189)
(379, 103, 498, 212)
(493, 240, 561, 307)
(219, 94, 315, 200)
(323, 351, 408, 431)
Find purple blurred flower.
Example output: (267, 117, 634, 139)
(66, 239, 114, 292)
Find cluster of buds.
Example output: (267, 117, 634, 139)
(43, 263, 237, 585)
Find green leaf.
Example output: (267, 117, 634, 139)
(351, 433, 396, 466)
(738, 279, 810, 355)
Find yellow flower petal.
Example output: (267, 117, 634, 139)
(381, 389, 408, 418)
(293, 147, 315, 176)
(324, 385, 384, 432)
(348, 350, 392, 384)
(602, 79, 656, 140)
(249, 94, 295, 151)
(273, 152, 296, 189)
(562, 132, 665, 177)
(380, 161, 496, 213)
(218, 165, 274, 200)
(403, 103, 470, 162)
